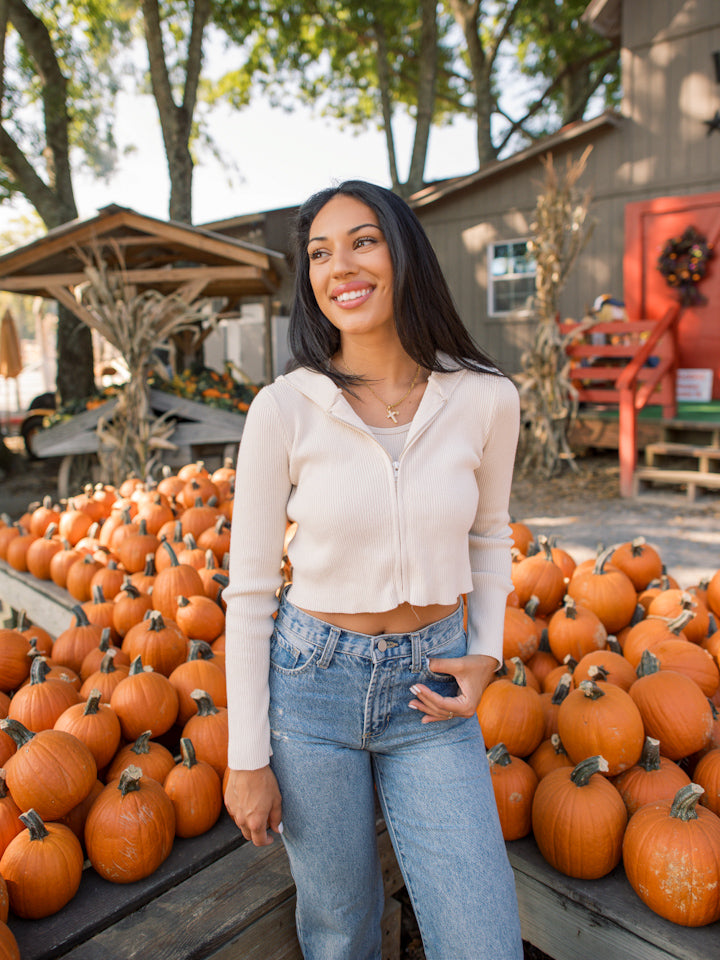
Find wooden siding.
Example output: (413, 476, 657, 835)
(415, 0, 720, 376)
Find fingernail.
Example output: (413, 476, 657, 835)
(408, 702, 419, 710)
(410, 685, 420, 695)
(277, 821, 284, 834)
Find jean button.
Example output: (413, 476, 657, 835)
(376, 639, 388, 652)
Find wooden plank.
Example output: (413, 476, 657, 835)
(507, 837, 719, 960)
(10, 813, 246, 960)
(207, 897, 302, 960)
(0, 560, 75, 635)
(32, 400, 118, 458)
(149, 390, 248, 431)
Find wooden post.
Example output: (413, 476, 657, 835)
(263, 296, 274, 384)
(618, 383, 637, 497)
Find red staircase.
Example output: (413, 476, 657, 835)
(559, 305, 681, 496)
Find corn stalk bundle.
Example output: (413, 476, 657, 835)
(74, 241, 218, 485)
(516, 147, 595, 478)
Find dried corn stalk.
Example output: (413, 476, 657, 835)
(516, 148, 595, 477)
(74, 241, 218, 485)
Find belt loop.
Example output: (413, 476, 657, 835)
(411, 633, 422, 673)
(318, 626, 341, 669)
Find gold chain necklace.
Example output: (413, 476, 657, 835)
(342, 361, 421, 423)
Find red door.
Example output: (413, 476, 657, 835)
(625, 191, 720, 400)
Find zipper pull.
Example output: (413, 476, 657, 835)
(392, 460, 400, 481)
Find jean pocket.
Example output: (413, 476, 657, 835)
(270, 629, 319, 674)
(422, 628, 468, 682)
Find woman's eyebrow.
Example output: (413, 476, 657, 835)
(308, 222, 381, 243)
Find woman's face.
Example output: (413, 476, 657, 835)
(306, 194, 395, 342)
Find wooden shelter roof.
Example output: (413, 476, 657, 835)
(0, 204, 285, 312)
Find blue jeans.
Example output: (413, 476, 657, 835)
(268, 595, 523, 960)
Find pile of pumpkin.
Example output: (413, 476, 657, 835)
(1, 473, 720, 945)
(483, 525, 720, 929)
(0, 461, 239, 954)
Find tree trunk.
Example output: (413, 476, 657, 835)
(404, 0, 438, 195)
(1, 0, 94, 405)
(447, 0, 497, 167)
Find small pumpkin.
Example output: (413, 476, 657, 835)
(567, 545, 639, 634)
(51, 605, 103, 675)
(1, 718, 97, 820)
(486, 742, 538, 841)
(168, 640, 227, 726)
(163, 737, 223, 838)
(7, 656, 80, 733)
(612, 736, 691, 817)
(181, 689, 229, 779)
(528, 733, 573, 781)
(54, 688, 122, 771)
(110, 656, 180, 740)
(531, 755, 627, 879)
(693, 748, 720, 817)
(85, 764, 175, 882)
(477, 658, 544, 758)
(622, 783, 720, 926)
(105, 729, 176, 784)
(0, 808, 84, 918)
(546, 596, 607, 662)
(610, 537, 663, 591)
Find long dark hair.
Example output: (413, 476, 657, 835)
(287, 180, 503, 385)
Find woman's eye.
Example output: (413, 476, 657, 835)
(354, 236, 376, 249)
(308, 248, 327, 261)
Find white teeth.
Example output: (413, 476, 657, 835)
(335, 288, 371, 302)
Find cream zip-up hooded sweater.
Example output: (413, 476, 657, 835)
(223, 360, 520, 770)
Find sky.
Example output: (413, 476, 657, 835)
(1, 89, 481, 235)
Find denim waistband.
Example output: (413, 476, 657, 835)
(275, 592, 464, 666)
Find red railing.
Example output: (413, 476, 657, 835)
(559, 304, 681, 496)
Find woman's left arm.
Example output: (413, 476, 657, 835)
(410, 375, 520, 721)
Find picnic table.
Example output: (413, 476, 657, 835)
(0, 566, 718, 960)
(30, 390, 245, 499)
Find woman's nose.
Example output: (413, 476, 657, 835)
(330, 245, 356, 276)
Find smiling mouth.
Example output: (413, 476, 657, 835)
(332, 287, 372, 303)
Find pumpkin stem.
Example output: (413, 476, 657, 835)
(147, 610, 167, 632)
(129, 656, 146, 675)
(142, 553, 158, 577)
(183, 533, 198, 549)
(668, 609, 695, 635)
(188, 640, 215, 662)
(83, 689, 103, 715)
(636, 649, 661, 677)
(550, 733, 568, 756)
(180, 737, 198, 768)
(487, 743, 512, 766)
(0, 718, 35, 748)
(570, 754, 609, 786)
(99, 649, 118, 673)
(550, 673, 573, 704)
(130, 731, 153, 755)
(177, 596, 190, 608)
(587, 664, 609, 682)
(669, 783, 704, 821)
(593, 544, 621, 576)
(160, 540, 180, 567)
(606, 635, 623, 654)
(562, 596, 578, 620)
(630, 536, 647, 557)
(509, 657, 528, 687)
(71, 604, 92, 627)
(536, 535, 554, 562)
(98, 628, 112, 653)
(709, 699, 718, 720)
(638, 736, 662, 772)
(190, 688, 219, 716)
(0, 769, 10, 798)
(91, 584, 107, 605)
(204, 549, 218, 570)
(524, 595, 540, 619)
(118, 765, 143, 796)
(19, 808, 49, 840)
(28, 656, 51, 685)
(578, 679, 605, 700)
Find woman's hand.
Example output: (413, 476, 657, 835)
(409, 653, 499, 723)
(224, 766, 283, 846)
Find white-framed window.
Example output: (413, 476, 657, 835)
(488, 239, 535, 315)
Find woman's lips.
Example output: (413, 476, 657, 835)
(331, 285, 373, 306)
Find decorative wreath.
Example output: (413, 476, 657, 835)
(657, 225, 715, 306)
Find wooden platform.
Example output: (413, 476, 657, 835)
(1, 569, 719, 959)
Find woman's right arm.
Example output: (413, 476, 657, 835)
(222, 387, 293, 840)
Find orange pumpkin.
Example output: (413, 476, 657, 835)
(623, 783, 720, 926)
(486, 742, 538, 841)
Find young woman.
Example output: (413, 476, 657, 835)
(223, 180, 523, 960)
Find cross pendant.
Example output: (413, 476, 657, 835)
(385, 406, 399, 423)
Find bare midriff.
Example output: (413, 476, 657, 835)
(296, 599, 461, 636)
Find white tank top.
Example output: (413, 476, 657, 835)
(368, 421, 412, 462)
